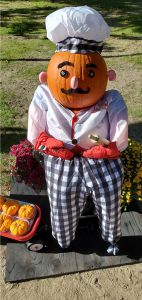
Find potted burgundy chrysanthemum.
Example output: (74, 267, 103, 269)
(7, 139, 46, 194)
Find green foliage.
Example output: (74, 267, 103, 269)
(9, 19, 41, 36)
(0, 92, 21, 127)
(1, 39, 56, 60)
(129, 110, 142, 119)
(123, 54, 142, 69)
(1, 129, 27, 154)
(1, 0, 142, 37)
(19, 65, 49, 78)
(1, 0, 142, 38)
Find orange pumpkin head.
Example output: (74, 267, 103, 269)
(10, 219, 28, 236)
(47, 52, 108, 109)
(0, 214, 12, 231)
(18, 204, 35, 219)
(2, 200, 19, 216)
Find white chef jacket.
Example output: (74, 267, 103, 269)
(28, 84, 128, 152)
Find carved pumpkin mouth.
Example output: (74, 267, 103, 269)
(61, 87, 90, 94)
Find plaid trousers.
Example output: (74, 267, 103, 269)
(44, 155, 124, 248)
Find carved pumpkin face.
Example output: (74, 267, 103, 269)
(47, 52, 108, 109)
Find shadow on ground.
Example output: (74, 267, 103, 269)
(1, 0, 142, 36)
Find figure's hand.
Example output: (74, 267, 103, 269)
(34, 132, 63, 150)
(82, 142, 121, 159)
(34, 132, 74, 160)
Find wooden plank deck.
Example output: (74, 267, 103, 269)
(5, 177, 142, 282)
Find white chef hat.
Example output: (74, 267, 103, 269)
(45, 6, 111, 54)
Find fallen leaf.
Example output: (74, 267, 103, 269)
(0, 165, 2, 173)
(4, 182, 10, 191)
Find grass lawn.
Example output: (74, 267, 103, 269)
(1, 0, 142, 195)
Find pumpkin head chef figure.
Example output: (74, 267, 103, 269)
(28, 6, 128, 255)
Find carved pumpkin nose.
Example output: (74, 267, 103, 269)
(71, 76, 79, 89)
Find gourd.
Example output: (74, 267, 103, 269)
(2, 200, 19, 215)
(18, 205, 35, 219)
(0, 215, 12, 231)
(10, 219, 28, 236)
(0, 195, 6, 210)
(47, 52, 108, 109)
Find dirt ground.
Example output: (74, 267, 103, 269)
(1, 36, 142, 299)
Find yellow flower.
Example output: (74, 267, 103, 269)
(126, 195, 130, 200)
(126, 182, 132, 188)
(137, 185, 141, 189)
(135, 158, 140, 162)
(138, 198, 142, 201)
(137, 190, 141, 196)
(120, 198, 124, 204)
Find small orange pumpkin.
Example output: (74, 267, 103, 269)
(0, 214, 12, 231)
(47, 52, 108, 109)
(2, 200, 19, 215)
(10, 219, 28, 236)
(0, 195, 6, 210)
(18, 205, 35, 219)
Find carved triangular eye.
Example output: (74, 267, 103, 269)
(60, 70, 68, 77)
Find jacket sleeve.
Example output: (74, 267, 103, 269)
(107, 90, 128, 152)
(27, 86, 48, 145)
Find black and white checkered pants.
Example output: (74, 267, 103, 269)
(44, 155, 124, 248)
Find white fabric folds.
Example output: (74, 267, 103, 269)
(28, 85, 128, 152)
(45, 6, 111, 53)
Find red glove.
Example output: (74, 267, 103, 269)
(82, 142, 121, 159)
(34, 132, 74, 160)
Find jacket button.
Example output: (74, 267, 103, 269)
(73, 116, 78, 122)
(72, 139, 77, 145)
